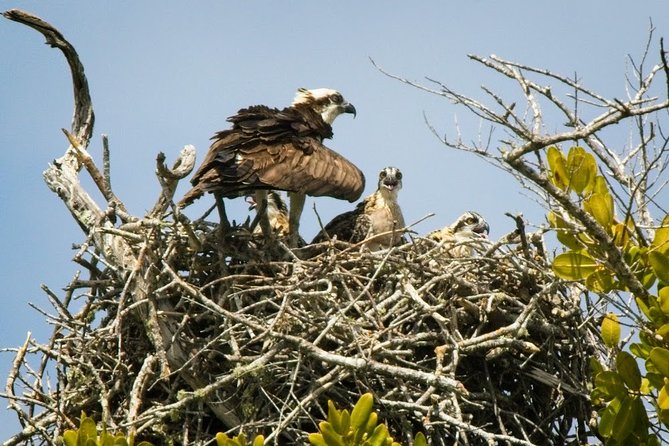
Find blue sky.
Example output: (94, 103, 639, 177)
(1, 1, 668, 439)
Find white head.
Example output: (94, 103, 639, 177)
(292, 88, 356, 125)
(376, 166, 403, 200)
(449, 211, 490, 240)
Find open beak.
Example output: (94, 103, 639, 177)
(476, 222, 490, 238)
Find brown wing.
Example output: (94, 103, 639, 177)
(178, 105, 365, 207)
(311, 200, 370, 244)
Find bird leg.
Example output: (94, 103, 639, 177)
(255, 190, 272, 240)
(214, 191, 230, 231)
(288, 192, 305, 247)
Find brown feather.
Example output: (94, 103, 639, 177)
(179, 104, 364, 207)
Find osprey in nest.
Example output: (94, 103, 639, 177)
(426, 211, 490, 257)
(179, 88, 365, 246)
(246, 191, 289, 238)
(312, 166, 405, 251)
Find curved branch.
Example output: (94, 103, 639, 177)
(3, 9, 94, 152)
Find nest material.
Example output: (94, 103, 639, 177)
(7, 214, 601, 446)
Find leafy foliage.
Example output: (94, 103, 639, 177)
(60, 413, 153, 446)
(547, 146, 669, 444)
(215, 432, 265, 446)
(308, 394, 426, 446)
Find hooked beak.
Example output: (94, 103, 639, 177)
(343, 102, 357, 118)
(475, 222, 490, 238)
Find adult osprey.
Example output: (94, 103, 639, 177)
(178, 88, 364, 246)
(312, 166, 405, 251)
(426, 211, 490, 257)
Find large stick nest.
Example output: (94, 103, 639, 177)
(7, 211, 601, 445)
(1, 9, 603, 445)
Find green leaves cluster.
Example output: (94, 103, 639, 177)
(591, 317, 657, 444)
(547, 147, 669, 293)
(216, 432, 264, 446)
(545, 146, 669, 444)
(59, 413, 153, 446)
(308, 393, 426, 446)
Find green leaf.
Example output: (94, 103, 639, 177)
(598, 403, 616, 438)
(659, 288, 669, 315)
(584, 192, 614, 230)
(649, 347, 669, 377)
(659, 384, 669, 410)
(327, 400, 343, 434)
(657, 323, 669, 340)
(62, 431, 78, 446)
(586, 269, 615, 293)
(590, 357, 605, 377)
(548, 212, 583, 250)
(592, 175, 610, 195)
(546, 146, 568, 190)
(412, 432, 427, 446)
(652, 214, 669, 255)
(616, 351, 641, 391)
(319, 422, 345, 446)
(351, 393, 374, 430)
(566, 146, 597, 195)
(79, 415, 97, 445)
(308, 433, 327, 446)
(636, 296, 652, 320)
(601, 313, 621, 348)
(340, 409, 350, 435)
(363, 411, 378, 436)
(611, 396, 636, 442)
(649, 251, 669, 284)
(595, 371, 626, 400)
(612, 219, 634, 248)
(629, 342, 651, 360)
(367, 424, 390, 446)
(552, 251, 599, 280)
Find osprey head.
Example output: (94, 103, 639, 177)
(246, 191, 288, 216)
(450, 211, 490, 239)
(292, 88, 356, 125)
(377, 166, 403, 196)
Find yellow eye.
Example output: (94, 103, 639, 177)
(379, 171, 387, 178)
(332, 93, 343, 104)
(396, 171, 403, 180)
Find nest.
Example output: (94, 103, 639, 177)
(7, 212, 602, 446)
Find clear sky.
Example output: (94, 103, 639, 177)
(1, 0, 668, 439)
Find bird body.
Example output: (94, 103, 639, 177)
(313, 167, 405, 251)
(178, 88, 363, 246)
(427, 211, 490, 257)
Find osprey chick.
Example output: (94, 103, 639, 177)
(247, 191, 289, 238)
(312, 166, 405, 251)
(178, 88, 364, 246)
(427, 211, 490, 257)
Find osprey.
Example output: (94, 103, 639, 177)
(312, 166, 405, 251)
(246, 191, 289, 238)
(427, 211, 490, 257)
(178, 88, 364, 246)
